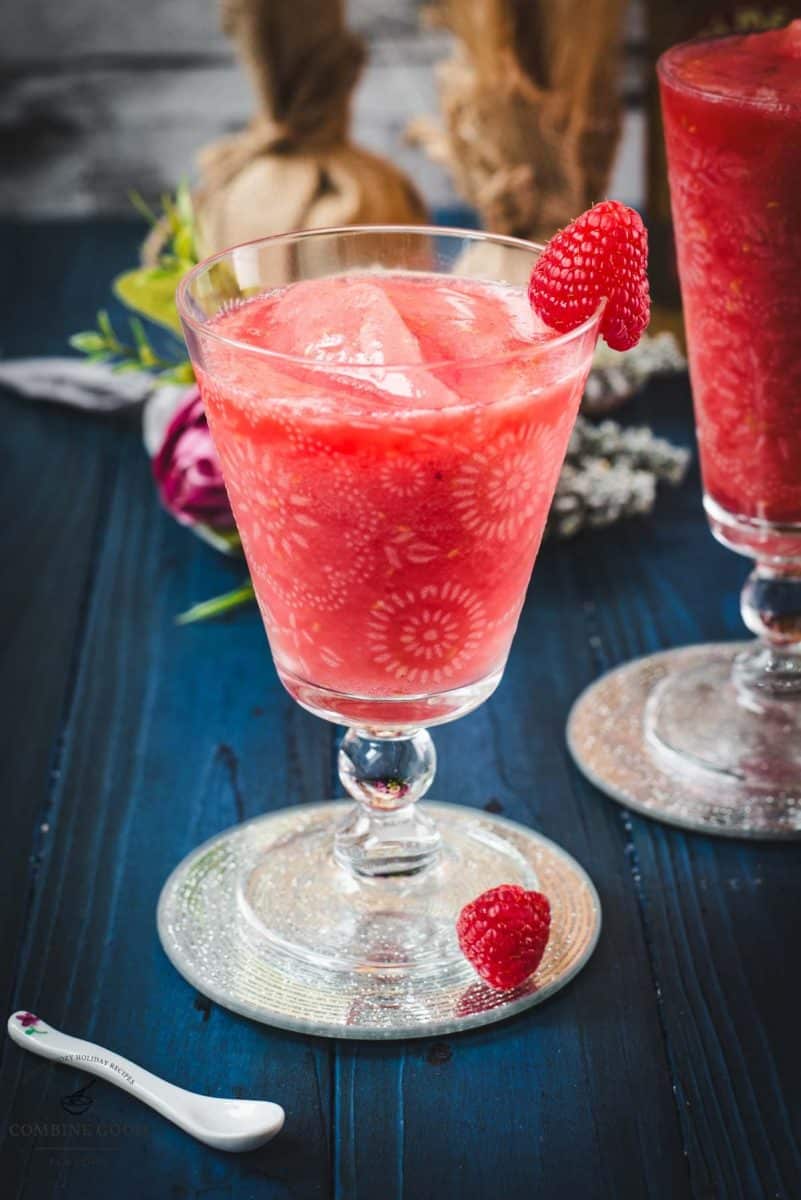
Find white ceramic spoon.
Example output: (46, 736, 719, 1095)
(7, 1011, 285, 1152)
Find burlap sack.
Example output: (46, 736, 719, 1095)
(193, 0, 427, 257)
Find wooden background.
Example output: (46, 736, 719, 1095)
(1, 0, 645, 218)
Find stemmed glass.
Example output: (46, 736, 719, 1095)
(569, 29, 801, 837)
(158, 226, 602, 1037)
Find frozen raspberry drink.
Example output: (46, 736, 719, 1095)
(194, 271, 596, 725)
(165, 223, 635, 1034)
(659, 22, 801, 548)
(566, 33, 801, 841)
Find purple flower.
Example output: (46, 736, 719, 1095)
(16, 1012, 39, 1027)
(152, 387, 234, 531)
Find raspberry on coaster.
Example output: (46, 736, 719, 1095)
(456, 884, 551, 990)
(528, 200, 650, 352)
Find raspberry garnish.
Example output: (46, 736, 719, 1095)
(456, 884, 551, 990)
(528, 200, 650, 351)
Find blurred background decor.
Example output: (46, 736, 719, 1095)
(3, 0, 785, 312)
(1, 0, 643, 221)
(190, 0, 427, 256)
(408, 0, 627, 242)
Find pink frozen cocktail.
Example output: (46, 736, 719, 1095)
(195, 269, 596, 726)
(165, 222, 643, 1034)
(659, 21, 801, 550)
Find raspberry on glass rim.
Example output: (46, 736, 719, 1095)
(529, 199, 650, 352)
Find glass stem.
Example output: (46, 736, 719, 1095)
(735, 563, 801, 698)
(334, 728, 441, 877)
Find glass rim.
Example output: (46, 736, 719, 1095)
(176, 223, 603, 372)
(657, 31, 801, 114)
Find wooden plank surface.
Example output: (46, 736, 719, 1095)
(0, 223, 139, 1022)
(1, 221, 800, 1199)
(0, 221, 334, 1199)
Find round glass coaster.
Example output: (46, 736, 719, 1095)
(157, 802, 601, 1040)
(567, 643, 801, 839)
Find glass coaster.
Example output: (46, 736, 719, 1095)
(568, 643, 801, 839)
(157, 802, 601, 1040)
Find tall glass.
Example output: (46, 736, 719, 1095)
(569, 24, 801, 837)
(161, 227, 601, 1035)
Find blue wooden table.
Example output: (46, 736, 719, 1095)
(1, 221, 799, 1200)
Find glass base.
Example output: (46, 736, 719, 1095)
(646, 655, 801, 789)
(276, 664, 505, 730)
(568, 643, 801, 839)
(704, 494, 801, 564)
(157, 802, 601, 1039)
(240, 812, 536, 973)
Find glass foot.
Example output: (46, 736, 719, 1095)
(158, 802, 601, 1039)
(568, 643, 801, 838)
(241, 813, 534, 973)
(647, 654, 801, 789)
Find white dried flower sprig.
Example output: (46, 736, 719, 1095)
(583, 332, 686, 415)
(549, 417, 691, 539)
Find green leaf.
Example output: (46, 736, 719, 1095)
(112, 360, 147, 374)
(146, 263, 180, 280)
(161, 181, 198, 263)
(174, 179, 194, 228)
(172, 226, 195, 263)
(128, 316, 161, 368)
(175, 582, 255, 625)
(113, 265, 184, 334)
(70, 185, 199, 372)
(192, 524, 242, 554)
(96, 309, 119, 348)
(128, 190, 159, 226)
(70, 331, 106, 353)
(158, 361, 195, 385)
(129, 316, 149, 349)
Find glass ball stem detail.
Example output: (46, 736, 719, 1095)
(735, 564, 801, 698)
(335, 727, 441, 877)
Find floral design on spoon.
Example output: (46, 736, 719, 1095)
(15, 1012, 48, 1035)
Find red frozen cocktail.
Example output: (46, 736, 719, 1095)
(567, 34, 801, 842)
(659, 21, 801, 546)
